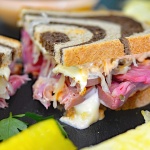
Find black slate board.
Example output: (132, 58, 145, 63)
(0, 20, 150, 149)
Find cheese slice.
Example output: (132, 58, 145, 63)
(53, 64, 88, 94)
(60, 88, 100, 129)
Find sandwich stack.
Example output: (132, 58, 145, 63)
(0, 35, 29, 108)
(19, 9, 150, 129)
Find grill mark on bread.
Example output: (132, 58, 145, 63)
(119, 37, 131, 55)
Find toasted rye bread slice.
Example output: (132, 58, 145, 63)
(61, 30, 150, 66)
(19, 9, 150, 66)
(33, 17, 124, 66)
(0, 35, 21, 67)
(33, 18, 149, 66)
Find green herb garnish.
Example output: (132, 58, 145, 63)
(24, 112, 53, 122)
(0, 113, 27, 140)
(24, 112, 68, 138)
(13, 114, 26, 118)
(56, 121, 68, 138)
(0, 112, 68, 141)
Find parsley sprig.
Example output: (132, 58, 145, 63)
(0, 113, 27, 140)
(0, 112, 68, 141)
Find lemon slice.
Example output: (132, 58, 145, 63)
(82, 122, 150, 150)
(0, 119, 76, 150)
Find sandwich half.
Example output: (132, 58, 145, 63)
(0, 35, 30, 108)
(19, 9, 150, 129)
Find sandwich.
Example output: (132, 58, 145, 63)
(19, 9, 150, 129)
(0, 35, 30, 108)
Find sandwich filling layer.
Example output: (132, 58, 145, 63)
(0, 59, 30, 108)
(0, 74, 30, 108)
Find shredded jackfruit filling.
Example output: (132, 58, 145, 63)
(52, 57, 137, 94)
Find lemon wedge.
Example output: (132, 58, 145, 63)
(82, 122, 150, 150)
(0, 119, 76, 150)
